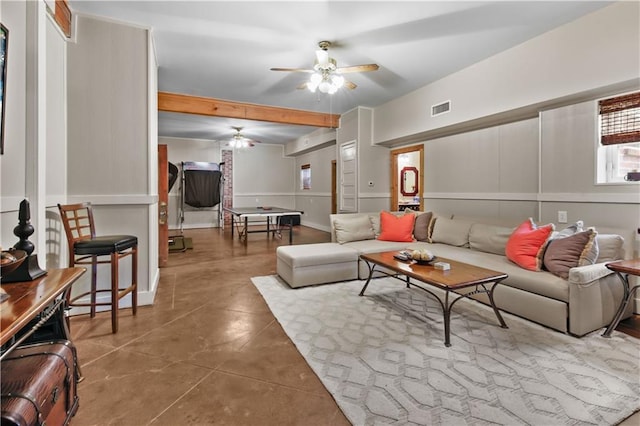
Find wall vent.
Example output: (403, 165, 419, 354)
(431, 100, 451, 117)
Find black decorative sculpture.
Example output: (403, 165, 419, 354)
(13, 199, 35, 255)
(1, 199, 47, 283)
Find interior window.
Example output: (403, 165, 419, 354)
(597, 92, 640, 183)
(300, 164, 311, 190)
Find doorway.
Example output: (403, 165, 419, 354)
(390, 145, 424, 211)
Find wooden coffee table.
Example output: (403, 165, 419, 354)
(359, 251, 508, 347)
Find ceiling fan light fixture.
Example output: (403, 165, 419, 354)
(272, 39, 378, 95)
(318, 80, 332, 94)
(331, 74, 345, 88)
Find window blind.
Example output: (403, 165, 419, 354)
(599, 91, 640, 145)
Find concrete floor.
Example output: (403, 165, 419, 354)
(69, 225, 639, 425)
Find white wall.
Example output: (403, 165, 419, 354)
(294, 144, 335, 231)
(1, 2, 67, 271)
(373, 1, 640, 146)
(66, 14, 158, 309)
(422, 118, 540, 223)
(45, 14, 68, 269)
(1, 1, 29, 249)
(285, 127, 336, 156)
(337, 107, 390, 213)
(232, 143, 295, 209)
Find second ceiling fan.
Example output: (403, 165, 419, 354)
(228, 126, 261, 148)
(271, 41, 379, 94)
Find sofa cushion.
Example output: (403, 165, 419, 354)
(411, 242, 570, 302)
(543, 229, 598, 279)
(505, 218, 554, 271)
(430, 217, 473, 247)
(345, 239, 412, 254)
(469, 223, 514, 256)
(334, 215, 375, 244)
(413, 211, 433, 242)
(276, 243, 358, 268)
(596, 234, 625, 262)
(378, 211, 415, 242)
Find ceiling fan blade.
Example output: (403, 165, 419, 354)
(336, 64, 379, 73)
(315, 49, 329, 67)
(344, 80, 357, 90)
(296, 82, 310, 90)
(270, 67, 314, 73)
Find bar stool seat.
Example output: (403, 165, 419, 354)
(74, 236, 138, 256)
(58, 203, 138, 334)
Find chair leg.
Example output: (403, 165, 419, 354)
(111, 251, 119, 334)
(90, 255, 98, 318)
(132, 245, 138, 316)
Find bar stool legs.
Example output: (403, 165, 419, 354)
(58, 202, 138, 334)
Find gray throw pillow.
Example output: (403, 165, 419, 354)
(413, 211, 433, 242)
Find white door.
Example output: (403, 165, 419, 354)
(339, 141, 357, 212)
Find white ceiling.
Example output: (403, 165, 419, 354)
(68, 1, 611, 145)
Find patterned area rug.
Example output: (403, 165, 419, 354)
(251, 275, 640, 425)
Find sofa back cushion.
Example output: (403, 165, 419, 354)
(377, 211, 415, 242)
(469, 223, 514, 255)
(430, 217, 473, 247)
(334, 215, 375, 244)
(595, 234, 625, 262)
(505, 218, 555, 271)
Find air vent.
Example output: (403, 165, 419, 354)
(431, 100, 451, 117)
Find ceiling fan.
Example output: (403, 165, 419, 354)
(271, 41, 379, 94)
(227, 126, 261, 148)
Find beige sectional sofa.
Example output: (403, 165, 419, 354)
(276, 211, 634, 337)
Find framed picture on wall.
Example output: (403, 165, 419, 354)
(1, 23, 8, 155)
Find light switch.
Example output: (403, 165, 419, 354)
(558, 211, 568, 223)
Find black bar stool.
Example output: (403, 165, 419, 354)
(57, 202, 137, 333)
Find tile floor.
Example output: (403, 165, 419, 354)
(70, 226, 348, 425)
(68, 226, 639, 425)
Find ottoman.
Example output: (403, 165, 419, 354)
(276, 243, 359, 288)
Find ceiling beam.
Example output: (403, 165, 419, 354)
(158, 92, 340, 128)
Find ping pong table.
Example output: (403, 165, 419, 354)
(223, 206, 304, 244)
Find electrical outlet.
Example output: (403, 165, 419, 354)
(558, 211, 568, 223)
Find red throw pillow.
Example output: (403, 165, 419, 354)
(505, 218, 554, 271)
(378, 211, 415, 242)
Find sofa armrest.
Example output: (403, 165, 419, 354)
(568, 263, 614, 286)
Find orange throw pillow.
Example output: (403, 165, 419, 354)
(506, 218, 554, 271)
(378, 211, 415, 242)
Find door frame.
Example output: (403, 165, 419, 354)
(331, 160, 337, 214)
(158, 144, 169, 267)
(390, 145, 424, 211)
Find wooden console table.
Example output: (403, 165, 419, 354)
(1, 267, 85, 357)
